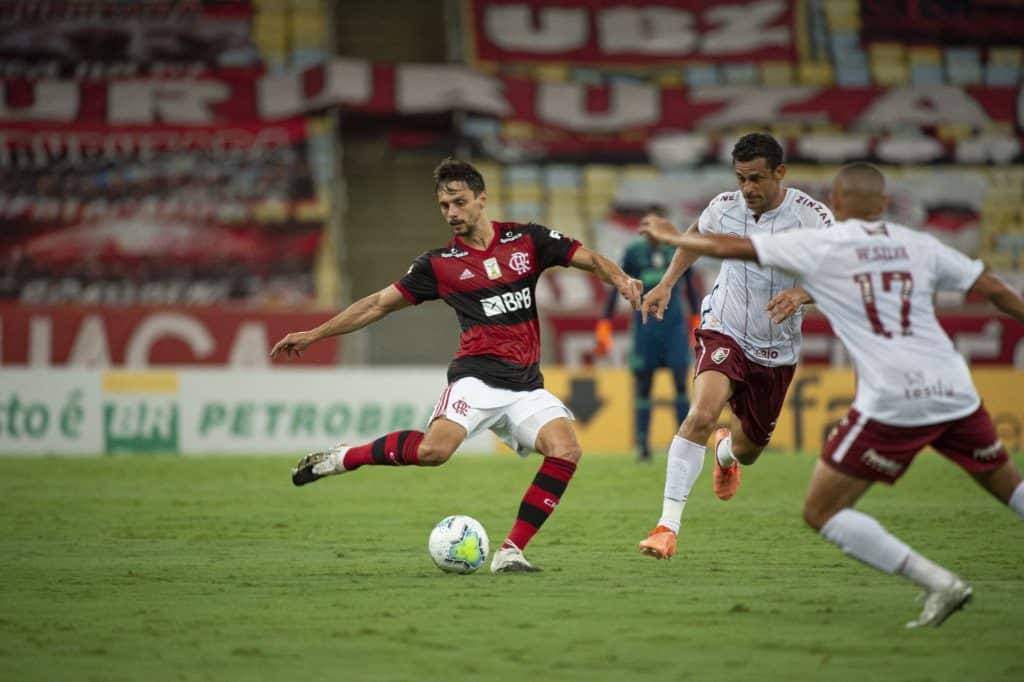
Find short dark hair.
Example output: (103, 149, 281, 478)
(433, 157, 486, 195)
(731, 133, 785, 169)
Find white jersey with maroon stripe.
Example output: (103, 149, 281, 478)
(698, 187, 834, 367)
(751, 219, 985, 426)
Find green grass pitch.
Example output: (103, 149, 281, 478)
(2, 451, 1022, 682)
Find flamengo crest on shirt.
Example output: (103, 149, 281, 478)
(509, 252, 530, 275)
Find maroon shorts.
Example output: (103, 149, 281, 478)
(693, 329, 795, 446)
(822, 405, 1008, 484)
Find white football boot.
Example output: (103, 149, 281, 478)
(489, 542, 542, 573)
(905, 577, 973, 628)
(291, 443, 350, 486)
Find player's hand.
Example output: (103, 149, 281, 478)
(641, 283, 671, 324)
(765, 288, 811, 323)
(638, 214, 680, 245)
(616, 277, 643, 311)
(270, 330, 317, 359)
(594, 319, 613, 357)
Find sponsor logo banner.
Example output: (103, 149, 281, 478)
(2, 367, 1021, 455)
(0, 368, 494, 455)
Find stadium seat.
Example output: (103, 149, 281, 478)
(869, 43, 908, 86)
(506, 202, 544, 223)
(945, 47, 983, 86)
(986, 47, 1022, 86)
(905, 46, 943, 85)
(798, 61, 835, 86)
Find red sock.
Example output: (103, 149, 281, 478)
(504, 456, 577, 551)
(342, 430, 423, 470)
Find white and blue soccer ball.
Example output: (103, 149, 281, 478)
(428, 515, 489, 574)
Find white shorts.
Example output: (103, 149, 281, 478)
(429, 377, 574, 456)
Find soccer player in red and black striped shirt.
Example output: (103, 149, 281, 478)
(271, 158, 642, 573)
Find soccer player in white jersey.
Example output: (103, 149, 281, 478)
(640, 162, 1024, 627)
(638, 133, 834, 560)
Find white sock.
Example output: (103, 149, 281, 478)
(657, 436, 706, 534)
(716, 434, 737, 469)
(820, 509, 957, 591)
(899, 552, 957, 592)
(819, 508, 911, 575)
(1010, 482, 1024, 519)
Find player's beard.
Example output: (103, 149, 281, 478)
(450, 211, 481, 237)
(745, 198, 764, 215)
(745, 188, 778, 215)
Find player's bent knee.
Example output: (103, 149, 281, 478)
(548, 443, 582, 463)
(680, 408, 716, 439)
(416, 442, 455, 466)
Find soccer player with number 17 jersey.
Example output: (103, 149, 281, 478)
(640, 162, 1024, 627)
(271, 158, 643, 574)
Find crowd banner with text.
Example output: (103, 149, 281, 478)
(2, 62, 1020, 162)
(0, 304, 340, 367)
(2, 367, 1021, 456)
(463, 0, 796, 66)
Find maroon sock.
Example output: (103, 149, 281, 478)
(342, 430, 423, 470)
(504, 456, 577, 551)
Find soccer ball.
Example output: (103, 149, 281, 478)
(428, 515, 489, 574)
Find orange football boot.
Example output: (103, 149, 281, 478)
(638, 525, 677, 560)
(712, 427, 741, 500)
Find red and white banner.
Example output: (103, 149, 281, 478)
(465, 0, 796, 65)
(0, 304, 339, 367)
(0, 117, 327, 304)
(2, 60, 1020, 137)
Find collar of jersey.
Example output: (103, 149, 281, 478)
(454, 221, 501, 256)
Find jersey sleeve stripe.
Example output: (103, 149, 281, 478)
(393, 281, 418, 304)
(564, 240, 582, 265)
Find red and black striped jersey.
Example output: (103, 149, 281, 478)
(394, 221, 581, 391)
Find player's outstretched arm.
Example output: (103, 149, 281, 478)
(270, 285, 412, 359)
(640, 220, 757, 262)
(569, 246, 643, 311)
(969, 271, 1024, 323)
(640, 219, 701, 323)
